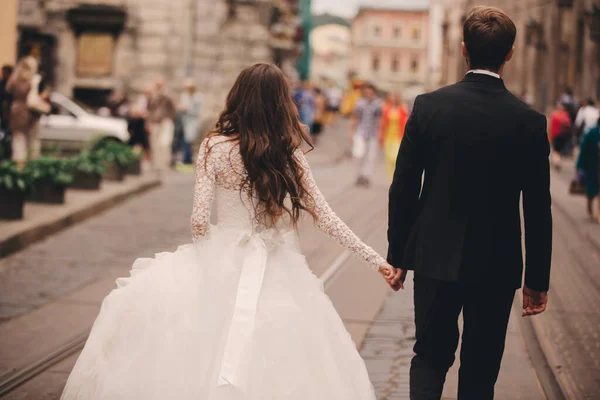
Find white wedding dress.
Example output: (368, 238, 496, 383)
(61, 136, 385, 399)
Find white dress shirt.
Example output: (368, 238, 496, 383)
(467, 69, 501, 79)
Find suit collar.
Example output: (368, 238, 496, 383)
(461, 72, 507, 89)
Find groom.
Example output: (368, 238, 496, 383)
(386, 6, 552, 399)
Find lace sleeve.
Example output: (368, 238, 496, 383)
(191, 138, 217, 241)
(296, 150, 386, 271)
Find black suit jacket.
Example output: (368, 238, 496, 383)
(387, 73, 553, 292)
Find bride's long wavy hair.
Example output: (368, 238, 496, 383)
(209, 63, 316, 226)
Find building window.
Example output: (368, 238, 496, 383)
(393, 27, 401, 38)
(372, 54, 380, 72)
(391, 55, 399, 72)
(411, 57, 419, 73)
(374, 26, 381, 37)
(76, 32, 114, 77)
(412, 27, 420, 40)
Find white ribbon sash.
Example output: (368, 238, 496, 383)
(217, 230, 287, 388)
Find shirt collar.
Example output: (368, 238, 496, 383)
(467, 69, 501, 79)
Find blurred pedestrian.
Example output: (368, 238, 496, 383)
(107, 88, 129, 119)
(325, 84, 343, 123)
(549, 102, 572, 170)
(128, 86, 152, 158)
(296, 81, 316, 134)
(6, 56, 50, 167)
(380, 92, 409, 180)
(0, 65, 14, 160)
(351, 82, 382, 187)
(559, 87, 579, 123)
(574, 98, 599, 144)
(340, 78, 363, 118)
(576, 116, 600, 222)
(178, 78, 202, 165)
(147, 77, 175, 171)
(312, 87, 326, 144)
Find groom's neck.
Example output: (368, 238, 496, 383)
(467, 63, 504, 77)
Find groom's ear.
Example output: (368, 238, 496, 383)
(461, 42, 469, 60)
(505, 45, 516, 63)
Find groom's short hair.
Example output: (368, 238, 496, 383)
(463, 6, 517, 72)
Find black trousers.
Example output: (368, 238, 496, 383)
(410, 273, 516, 400)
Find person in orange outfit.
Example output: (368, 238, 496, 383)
(340, 78, 364, 118)
(380, 92, 409, 180)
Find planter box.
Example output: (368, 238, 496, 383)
(103, 162, 125, 182)
(71, 170, 102, 190)
(126, 158, 142, 176)
(28, 180, 66, 204)
(0, 189, 25, 220)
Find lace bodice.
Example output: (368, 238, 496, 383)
(191, 136, 385, 270)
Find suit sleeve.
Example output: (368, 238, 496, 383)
(523, 114, 553, 292)
(387, 95, 425, 267)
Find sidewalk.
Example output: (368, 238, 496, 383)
(0, 172, 161, 258)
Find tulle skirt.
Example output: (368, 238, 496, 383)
(61, 226, 376, 399)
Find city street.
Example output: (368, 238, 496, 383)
(0, 122, 599, 399)
(2, 0, 600, 398)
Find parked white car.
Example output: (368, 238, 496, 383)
(40, 93, 130, 150)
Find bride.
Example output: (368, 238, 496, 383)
(61, 63, 398, 399)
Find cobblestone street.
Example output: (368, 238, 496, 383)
(0, 123, 599, 399)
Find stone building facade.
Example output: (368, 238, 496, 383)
(310, 23, 351, 88)
(16, 0, 304, 130)
(350, 4, 429, 98)
(432, 0, 600, 113)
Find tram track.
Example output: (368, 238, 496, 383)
(0, 331, 89, 397)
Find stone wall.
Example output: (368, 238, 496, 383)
(17, 0, 275, 131)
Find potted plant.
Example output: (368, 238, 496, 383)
(125, 148, 143, 176)
(96, 141, 135, 182)
(24, 157, 73, 204)
(0, 161, 33, 220)
(69, 151, 106, 190)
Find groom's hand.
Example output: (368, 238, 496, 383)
(522, 286, 548, 317)
(389, 267, 407, 291)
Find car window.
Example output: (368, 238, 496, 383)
(51, 102, 76, 117)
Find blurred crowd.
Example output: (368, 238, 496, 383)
(293, 78, 410, 188)
(0, 54, 203, 173)
(99, 76, 202, 172)
(0, 56, 51, 167)
(549, 88, 600, 221)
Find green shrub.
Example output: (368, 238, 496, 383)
(69, 151, 106, 175)
(24, 156, 73, 187)
(94, 141, 136, 168)
(0, 161, 34, 194)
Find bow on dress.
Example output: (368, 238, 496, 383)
(217, 229, 288, 388)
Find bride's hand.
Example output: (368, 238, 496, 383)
(378, 263, 406, 291)
(378, 262, 395, 282)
